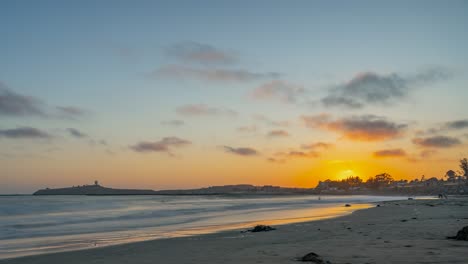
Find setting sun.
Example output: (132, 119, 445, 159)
(337, 169, 356, 180)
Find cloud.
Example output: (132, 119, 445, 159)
(412, 136, 462, 148)
(161, 120, 185, 126)
(66, 128, 87, 138)
(321, 96, 363, 109)
(373, 148, 407, 158)
(269, 145, 323, 162)
(56, 106, 87, 119)
(165, 41, 237, 65)
(302, 114, 407, 141)
(223, 146, 259, 156)
(176, 104, 237, 117)
(267, 157, 286, 163)
(280, 151, 320, 158)
(267, 130, 289, 138)
(0, 127, 51, 139)
(130, 137, 191, 155)
(322, 68, 451, 109)
(301, 142, 334, 150)
(251, 80, 305, 103)
(445, 119, 468, 130)
(417, 119, 468, 136)
(0, 82, 87, 120)
(0, 83, 45, 117)
(154, 65, 280, 82)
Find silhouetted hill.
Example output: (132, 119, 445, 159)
(33, 184, 313, 195)
(33, 184, 157, 195)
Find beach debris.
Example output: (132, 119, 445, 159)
(438, 193, 448, 199)
(247, 225, 276, 232)
(299, 252, 331, 263)
(344, 204, 351, 207)
(447, 226, 468, 241)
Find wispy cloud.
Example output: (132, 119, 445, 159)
(56, 106, 87, 120)
(0, 83, 45, 117)
(300, 142, 334, 150)
(251, 80, 305, 103)
(176, 104, 237, 117)
(413, 136, 462, 148)
(66, 128, 87, 138)
(373, 148, 407, 158)
(1, 82, 87, 120)
(223, 146, 259, 156)
(165, 41, 237, 65)
(130, 137, 191, 155)
(161, 120, 185, 126)
(302, 114, 407, 141)
(154, 65, 280, 82)
(267, 130, 289, 138)
(322, 67, 451, 109)
(416, 119, 468, 136)
(444, 119, 468, 130)
(277, 150, 320, 159)
(0, 127, 52, 139)
(268, 144, 324, 163)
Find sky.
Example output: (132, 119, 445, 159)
(1, 0, 468, 194)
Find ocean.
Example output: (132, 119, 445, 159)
(0, 195, 410, 259)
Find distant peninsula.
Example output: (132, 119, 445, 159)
(33, 181, 158, 195)
(33, 181, 312, 195)
(33, 172, 468, 196)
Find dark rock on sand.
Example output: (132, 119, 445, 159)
(344, 204, 351, 207)
(447, 226, 468, 241)
(248, 225, 276, 232)
(299, 252, 331, 263)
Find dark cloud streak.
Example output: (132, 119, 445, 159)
(302, 114, 407, 141)
(0, 84, 45, 117)
(66, 128, 87, 138)
(0, 127, 51, 139)
(130, 137, 191, 155)
(223, 146, 259, 156)
(373, 148, 407, 158)
(322, 68, 451, 109)
(413, 136, 461, 148)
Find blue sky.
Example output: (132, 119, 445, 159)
(1, 1, 468, 193)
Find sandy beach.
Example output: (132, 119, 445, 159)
(2, 197, 467, 264)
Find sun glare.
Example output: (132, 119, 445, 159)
(337, 169, 355, 180)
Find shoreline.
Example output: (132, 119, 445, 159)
(2, 197, 467, 263)
(0, 200, 376, 260)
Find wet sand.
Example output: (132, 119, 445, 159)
(2, 197, 467, 264)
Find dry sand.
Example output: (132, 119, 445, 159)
(2, 197, 467, 264)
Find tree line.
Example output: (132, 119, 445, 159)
(318, 158, 468, 190)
